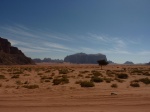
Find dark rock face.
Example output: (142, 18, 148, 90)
(64, 53, 107, 64)
(0, 37, 35, 65)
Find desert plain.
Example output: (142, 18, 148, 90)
(0, 64, 150, 112)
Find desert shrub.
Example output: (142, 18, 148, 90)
(116, 73, 128, 79)
(130, 82, 140, 87)
(91, 70, 102, 77)
(131, 79, 139, 83)
(16, 80, 22, 85)
(61, 76, 69, 84)
(104, 78, 113, 83)
(78, 74, 84, 77)
(106, 70, 115, 77)
(37, 73, 43, 76)
(53, 76, 69, 85)
(91, 76, 103, 83)
(45, 70, 51, 73)
(79, 71, 89, 74)
(115, 78, 124, 83)
(85, 75, 91, 78)
(24, 81, 29, 84)
(59, 69, 69, 74)
(44, 79, 51, 82)
(53, 79, 62, 85)
(75, 80, 82, 84)
(23, 84, 39, 89)
(0, 75, 5, 79)
(13, 71, 23, 74)
(111, 84, 118, 88)
(131, 69, 143, 74)
(143, 72, 150, 76)
(11, 75, 20, 78)
(23, 74, 30, 76)
(139, 77, 150, 84)
(80, 81, 95, 87)
(41, 76, 53, 80)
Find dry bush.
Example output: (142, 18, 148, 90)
(111, 83, 118, 88)
(130, 82, 140, 87)
(80, 81, 95, 87)
(23, 84, 39, 89)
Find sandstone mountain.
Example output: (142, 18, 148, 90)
(64, 53, 107, 64)
(0, 37, 35, 65)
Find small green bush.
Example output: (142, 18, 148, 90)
(111, 84, 118, 88)
(80, 81, 95, 87)
(130, 82, 140, 87)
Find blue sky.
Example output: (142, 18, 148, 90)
(0, 0, 150, 63)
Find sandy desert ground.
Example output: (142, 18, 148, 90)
(0, 64, 150, 112)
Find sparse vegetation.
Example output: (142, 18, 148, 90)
(111, 84, 118, 88)
(0, 75, 5, 79)
(80, 81, 95, 87)
(59, 69, 69, 74)
(130, 82, 140, 87)
(53, 75, 69, 85)
(91, 76, 103, 83)
(11, 75, 20, 78)
(23, 84, 39, 89)
(139, 77, 150, 84)
(116, 73, 128, 79)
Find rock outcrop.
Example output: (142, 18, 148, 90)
(0, 37, 35, 65)
(64, 53, 107, 64)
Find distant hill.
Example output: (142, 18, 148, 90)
(0, 37, 35, 65)
(33, 58, 63, 63)
(124, 61, 134, 65)
(64, 53, 107, 64)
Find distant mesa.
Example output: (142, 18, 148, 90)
(124, 61, 134, 65)
(0, 37, 35, 65)
(33, 58, 63, 63)
(64, 52, 107, 64)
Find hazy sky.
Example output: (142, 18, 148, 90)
(0, 0, 150, 63)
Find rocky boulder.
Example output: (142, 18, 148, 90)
(64, 53, 107, 64)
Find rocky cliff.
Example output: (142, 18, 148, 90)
(0, 37, 35, 65)
(64, 53, 107, 64)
